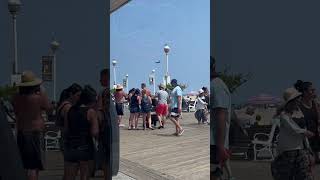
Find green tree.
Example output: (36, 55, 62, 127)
(218, 66, 252, 94)
(165, 83, 188, 91)
(0, 85, 18, 101)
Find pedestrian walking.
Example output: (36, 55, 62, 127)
(155, 83, 169, 129)
(127, 88, 136, 128)
(141, 89, 154, 130)
(57, 83, 82, 180)
(195, 89, 208, 124)
(294, 80, 320, 163)
(63, 85, 99, 180)
(130, 89, 141, 130)
(114, 84, 127, 127)
(271, 87, 315, 180)
(12, 71, 53, 180)
(169, 79, 184, 136)
(210, 57, 234, 180)
(95, 68, 112, 179)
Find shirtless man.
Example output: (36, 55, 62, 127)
(12, 71, 52, 180)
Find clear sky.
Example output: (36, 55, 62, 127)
(215, 0, 320, 104)
(110, 0, 210, 94)
(0, 1, 108, 100)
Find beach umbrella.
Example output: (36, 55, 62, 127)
(247, 94, 281, 105)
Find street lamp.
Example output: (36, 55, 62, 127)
(50, 40, 60, 103)
(8, 0, 21, 76)
(163, 44, 170, 85)
(152, 69, 156, 95)
(112, 60, 117, 85)
(125, 74, 129, 93)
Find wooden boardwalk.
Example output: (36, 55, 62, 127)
(118, 112, 210, 180)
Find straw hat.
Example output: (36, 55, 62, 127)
(17, 71, 42, 87)
(159, 83, 165, 89)
(116, 84, 123, 90)
(282, 87, 302, 106)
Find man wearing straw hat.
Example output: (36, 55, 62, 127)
(12, 71, 52, 180)
(114, 84, 127, 127)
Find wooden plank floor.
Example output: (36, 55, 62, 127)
(119, 112, 210, 180)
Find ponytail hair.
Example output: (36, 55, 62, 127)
(294, 80, 312, 94)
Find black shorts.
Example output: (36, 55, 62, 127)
(17, 131, 45, 170)
(130, 106, 140, 113)
(64, 144, 94, 163)
(141, 105, 151, 113)
(170, 108, 181, 118)
(195, 109, 208, 122)
(115, 103, 124, 116)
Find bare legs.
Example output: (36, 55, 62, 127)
(64, 161, 89, 180)
(170, 117, 183, 135)
(129, 113, 134, 129)
(26, 170, 38, 180)
(134, 113, 139, 129)
(157, 115, 163, 127)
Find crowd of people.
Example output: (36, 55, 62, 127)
(9, 67, 210, 180)
(11, 69, 111, 180)
(211, 55, 320, 180)
(112, 79, 187, 136)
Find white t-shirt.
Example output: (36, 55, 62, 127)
(196, 96, 208, 110)
(211, 77, 231, 149)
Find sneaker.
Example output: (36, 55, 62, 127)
(128, 127, 132, 130)
(178, 129, 185, 136)
(149, 127, 154, 130)
(158, 126, 164, 129)
(119, 124, 125, 127)
(172, 132, 178, 136)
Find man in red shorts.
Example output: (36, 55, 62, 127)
(155, 83, 169, 129)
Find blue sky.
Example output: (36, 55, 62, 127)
(110, 0, 210, 93)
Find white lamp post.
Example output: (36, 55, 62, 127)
(112, 60, 117, 85)
(50, 40, 60, 103)
(163, 44, 170, 85)
(125, 74, 129, 93)
(152, 69, 156, 95)
(8, 0, 21, 75)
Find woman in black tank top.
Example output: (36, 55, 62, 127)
(64, 85, 99, 180)
(295, 80, 320, 163)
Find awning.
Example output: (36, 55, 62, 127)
(110, 0, 131, 14)
(247, 94, 282, 105)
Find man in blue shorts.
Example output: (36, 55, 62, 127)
(169, 79, 184, 136)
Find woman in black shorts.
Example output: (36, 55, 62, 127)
(141, 89, 154, 130)
(130, 89, 141, 130)
(64, 85, 99, 180)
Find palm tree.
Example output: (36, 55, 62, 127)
(218, 66, 252, 94)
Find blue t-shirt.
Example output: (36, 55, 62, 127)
(170, 86, 183, 109)
(211, 77, 231, 148)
